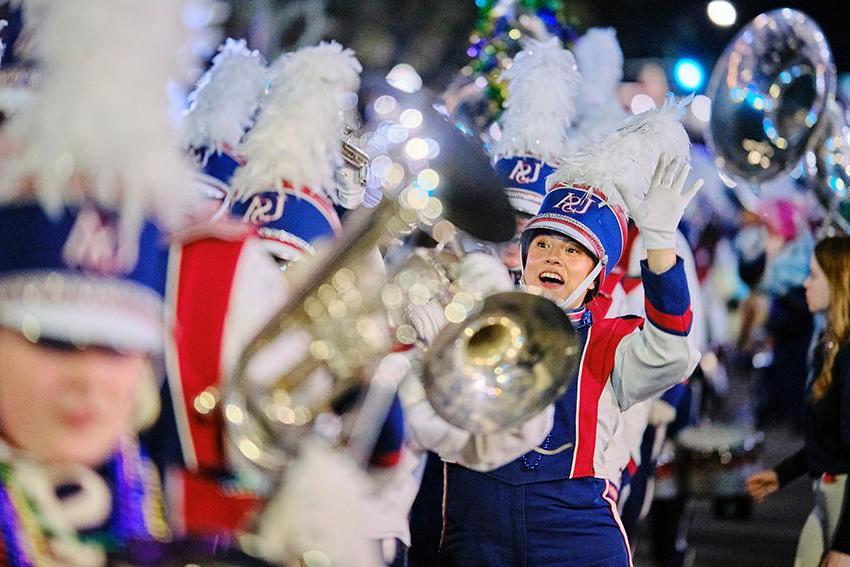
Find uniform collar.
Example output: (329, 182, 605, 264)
(565, 305, 593, 330)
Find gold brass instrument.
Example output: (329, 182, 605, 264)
(223, 98, 553, 475)
(224, 196, 410, 473)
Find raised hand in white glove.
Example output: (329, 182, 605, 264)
(618, 155, 704, 251)
(456, 252, 515, 299)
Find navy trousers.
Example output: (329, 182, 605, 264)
(438, 464, 631, 567)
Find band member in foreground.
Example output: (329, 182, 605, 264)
(417, 103, 703, 567)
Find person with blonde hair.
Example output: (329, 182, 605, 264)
(747, 236, 850, 567)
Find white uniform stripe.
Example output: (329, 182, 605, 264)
(569, 327, 592, 478)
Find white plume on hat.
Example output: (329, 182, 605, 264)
(492, 37, 582, 164)
(0, 0, 197, 237)
(230, 41, 362, 202)
(548, 98, 692, 215)
(573, 28, 623, 108)
(571, 27, 628, 146)
(181, 37, 268, 161)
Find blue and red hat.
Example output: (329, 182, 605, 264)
(493, 156, 557, 216)
(490, 39, 581, 217)
(229, 183, 342, 262)
(225, 42, 361, 262)
(0, 1, 197, 354)
(0, 202, 168, 353)
(521, 183, 628, 289)
(190, 145, 243, 207)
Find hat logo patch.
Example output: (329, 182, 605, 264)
(509, 159, 544, 185)
(554, 192, 593, 215)
(62, 209, 128, 275)
(244, 193, 285, 225)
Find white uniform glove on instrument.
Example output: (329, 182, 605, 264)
(406, 299, 446, 346)
(456, 252, 515, 298)
(407, 252, 512, 346)
(618, 155, 704, 250)
(399, 374, 554, 472)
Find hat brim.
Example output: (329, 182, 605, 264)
(0, 273, 164, 353)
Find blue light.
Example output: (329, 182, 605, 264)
(674, 58, 705, 92)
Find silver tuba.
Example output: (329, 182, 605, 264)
(706, 8, 835, 197)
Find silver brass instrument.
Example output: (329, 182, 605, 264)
(806, 100, 850, 233)
(224, 100, 522, 474)
(422, 291, 581, 434)
(706, 8, 835, 190)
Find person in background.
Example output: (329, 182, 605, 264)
(0, 1, 196, 563)
(746, 236, 850, 567)
(736, 198, 815, 428)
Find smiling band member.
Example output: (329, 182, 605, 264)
(435, 103, 703, 567)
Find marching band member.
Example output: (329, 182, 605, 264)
(164, 40, 408, 566)
(161, 40, 357, 531)
(408, 37, 582, 566)
(490, 37, 581, 282)
(427, 103, 703, 566)
(0, 1, 197, 563)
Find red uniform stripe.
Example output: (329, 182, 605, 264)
(644, 301, 693, 335)
(172, 238, 247, 472)
(370, 449, 402, 468)
(571, 318, 643, 478)
(173, 469, 261, 535)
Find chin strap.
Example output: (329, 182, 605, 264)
(555, 260, 604, 311)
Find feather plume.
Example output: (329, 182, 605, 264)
(548, 97, 692, 214)
(492, 37, 581, 164)
(573, 28, 623, 108)
(180, 38, 267, 160)
(570, 28, 628, 149)
(0, 0, 198, 243)
(230, 41, 361, 202)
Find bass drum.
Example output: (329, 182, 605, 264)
(676, 424, 764, 519)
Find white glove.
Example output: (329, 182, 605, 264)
(647, 399, 677, 427)
(362, 447, 422, 547)
(619, 155, 703, 250)
(456, 252, 514, 298)
(249, 440, 383, 567)
(406, 299, 446, 346)
(399, 374, 554, 472)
